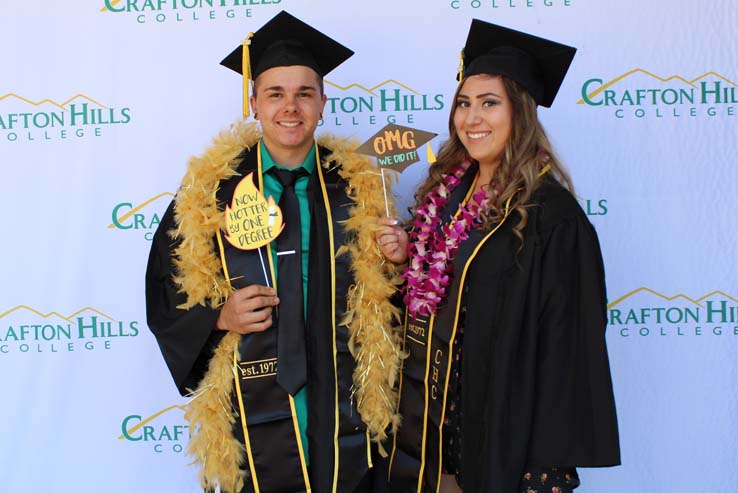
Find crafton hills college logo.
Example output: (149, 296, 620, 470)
(100, 0, 283, 24)
(578, 69, 738, 119)
(319, 79, 445, 128)
(0, 93, 131, 143)
(109, 192, 173, 241)
(119, 404, 190, 454)
(0, 305, 140, 354)
(607, 288, 738, 338)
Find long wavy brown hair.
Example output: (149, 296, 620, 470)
(413, 74, 573, 245)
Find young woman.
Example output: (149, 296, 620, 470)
(376, 19, 620, 493)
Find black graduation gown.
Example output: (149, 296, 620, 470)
(146, 145, 379, 493)
(389, 172, 620, 492)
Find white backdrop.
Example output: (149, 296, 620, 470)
(1, 1, 736, 492)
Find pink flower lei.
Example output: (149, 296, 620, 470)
(402, 161, 491, 318)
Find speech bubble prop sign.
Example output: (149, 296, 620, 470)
(356, 123, 437, 173)
(224, 172, 283, 250)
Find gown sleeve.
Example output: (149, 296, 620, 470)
(145, 200, 225, 395)
(526, 210, 621, 467)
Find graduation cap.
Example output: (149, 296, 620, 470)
(459, 19, 576, 107)
(356, 123, 437, 174)
(220, 10, 354, 118)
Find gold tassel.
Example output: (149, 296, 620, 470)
(426, 143, 436, 164)
(242, 33, 254, 119)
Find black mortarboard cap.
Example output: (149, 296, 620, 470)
(459, 19, 576, 107)
(220, 11, 354, 117)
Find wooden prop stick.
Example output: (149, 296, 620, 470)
(380, 167, 390, 218)
(257, 247, 271, 288)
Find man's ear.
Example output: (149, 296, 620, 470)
(250, 94, 258, 119)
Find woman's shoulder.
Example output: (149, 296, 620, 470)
(529, 177, 588, 232)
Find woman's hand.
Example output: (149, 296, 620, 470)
(375, 217, 409, 264)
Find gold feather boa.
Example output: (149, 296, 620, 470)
(170, 120, 402, 491)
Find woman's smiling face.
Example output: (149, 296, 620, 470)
(453, 74, 513, 169)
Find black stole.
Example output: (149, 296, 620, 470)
(216, 145, 308, 492)
(389, 163, 504, 492)
(216, 145, 371, 493)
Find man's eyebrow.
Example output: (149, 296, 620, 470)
(262, 85, 319, 92)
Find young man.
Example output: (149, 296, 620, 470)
(146, 11, 400, 493)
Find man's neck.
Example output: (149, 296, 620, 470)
(262, 140, 315, 169)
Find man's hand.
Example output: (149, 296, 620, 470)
(216, 285, 279, 334)
(375, 217, 409, 264)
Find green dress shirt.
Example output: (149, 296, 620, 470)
(260, 139, 315, 464)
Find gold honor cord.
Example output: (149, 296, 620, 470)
(220, 143, 314, 492)
(233, 350, 260, 492)
(217, 159, 263, 491)
(539, 163, 552, 177)
(429, 167, 551, 491)
(434, 194, 516, 492)
(391, 164, 550, 491)
(431, 166, 551, 492)
(216, 232, 232, 290)
(288, 396, 312, 491)
(387, 175, 476, 485)
(388, 308, 411, 481)
(414, 173, 479, 493)
(218, 214, 251, 492)
(416, 310, 435, 493)
(243, 32, 254, 119)
(313, 143, 343, 493)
